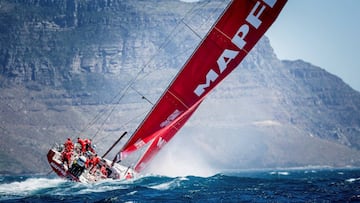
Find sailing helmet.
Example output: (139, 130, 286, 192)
(79, 156, 86, 163)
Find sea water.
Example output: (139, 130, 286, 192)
(1, 168, 360, 202)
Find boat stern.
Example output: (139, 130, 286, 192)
(47, 149, 68, 178)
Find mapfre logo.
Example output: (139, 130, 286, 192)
(194, 0, 277, 97)
(50, 162, 66, 176)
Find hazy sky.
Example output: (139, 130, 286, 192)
(266, 0, 360, 91)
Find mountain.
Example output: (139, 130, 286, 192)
(0, 0, 359, 175)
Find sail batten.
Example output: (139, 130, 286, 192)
(117, 0, 287, 172)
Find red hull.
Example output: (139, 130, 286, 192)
(47, 147, 135, 183)
(47, 149, 80, 182)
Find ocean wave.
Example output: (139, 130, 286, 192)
(0, 177, 65, 196)
(148, 176, 188, 190)
(1, 169, 360, 202)
(269, 171, 290, 176)
(346, 177, 360, 183)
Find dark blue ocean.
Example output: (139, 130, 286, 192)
(1, 168, 360, 202)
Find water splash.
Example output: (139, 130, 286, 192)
(0, 177, 65, 196)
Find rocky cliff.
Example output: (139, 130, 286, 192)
(0, 0, 359, 174)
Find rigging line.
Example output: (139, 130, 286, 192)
(181, 19, 202, 40)
(198, 0, 229, 31)
(90, 63, 156, 140)
(80, 24, 188, 136)
(80, 72, 139, 133)
(91, 79, 135, 140)
(179, 0, 223, 40)
(94, 108, 149, 144)
(130, 86, 154, 105)
(85, 67, 147, 141)
(182, 0, 230, 41)
(124, 1, 211, 85)
(117, 3, 210, 153)
(136, 0, 225, 84)
(130, 0, 210, 79)
(83, 1, 208, 141)
(132, 1, 203, 75)
(135, 40, 198, 83)
(79, 75, 137, 136)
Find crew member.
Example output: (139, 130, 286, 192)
(77, 137, 86, 153)
(64, 138, 74, 152)
(100, 165, 108, 178)
(84, 138, 92, 152)
(89, 154, 100, 173)
(69, 155, 87, 178)
(125, 172, 133, 180)
(61, 150, 72, 168)
(89, 144, 96, 154)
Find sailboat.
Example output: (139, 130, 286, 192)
(47, 0, 287, 183)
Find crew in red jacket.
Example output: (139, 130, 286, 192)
(61, 150, 72, 168)
(100, 165, 108, 178)
(89, 155, 101, 173)
(77, 137, 86, 153)
(64, 138, 74, 152)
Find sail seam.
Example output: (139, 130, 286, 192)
(214, 26, 249, 54)
(214, 26, 231, 41)
(167, 90, 190, 109)
(171, 125, 180, 131)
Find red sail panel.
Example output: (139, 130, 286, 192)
(120, 0, 287, 171)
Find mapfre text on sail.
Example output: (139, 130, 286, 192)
(194, 0, 278, 97)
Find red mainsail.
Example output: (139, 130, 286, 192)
(118, 0, 287, 172)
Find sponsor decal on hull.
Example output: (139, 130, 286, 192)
(50, 161, 66, 177)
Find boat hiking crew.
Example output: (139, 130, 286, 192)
(64, 138, 74, 152)
(61, 138, 74, 168)
(100, 165, 108, 178)
(61, 137, 113, 180)
(88, 154, 101, 173)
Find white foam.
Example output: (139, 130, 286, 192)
(346, 178, 360, 183)
(149, 181, 173, 190)
(0, 177, 65, 196)
(149, 177, 186, 190)
(269, 171, 289, 176)
(73, 179, 129, 195)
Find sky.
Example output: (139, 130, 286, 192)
(266, 0, 360, 92)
